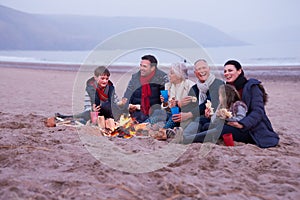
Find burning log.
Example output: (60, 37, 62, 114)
(99, 114, 151, 139)
(97, 116, 105, 128)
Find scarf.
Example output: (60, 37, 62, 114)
(167, 80, 187, 100)
(196, 73, 216, 105)
(91, 80, 112, 102)
(140, 70, 156, 115)
(227, 74, 247, 99)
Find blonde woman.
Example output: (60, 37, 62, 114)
(145, 62, 195, 134)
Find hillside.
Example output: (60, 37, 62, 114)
(0, 5, 246, 50)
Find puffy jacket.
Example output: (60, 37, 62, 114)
(85, 77, 124, 119)
(239, 78, 279, 148)
(123, 68, 168, 121)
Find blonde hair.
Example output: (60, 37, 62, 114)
(170, 63, 188, 79)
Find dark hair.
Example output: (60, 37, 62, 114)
(224, 60, 244, 76)
(141, 55, 158, 67)
(219, 84, 241, 109)
(224, 60, 268, 105)
(94, 66, 110, 77)
(258, 84, 268, 105)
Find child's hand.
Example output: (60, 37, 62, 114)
(217, 108, 232, 119)
(93, 104, 101, 112)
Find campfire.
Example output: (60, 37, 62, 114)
(99, 114, 148, 139)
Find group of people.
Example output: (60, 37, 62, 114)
(57, 54, 279, 148)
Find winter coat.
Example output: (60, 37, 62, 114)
(85, 77, 123, 119)
(239, 78, 279, 148)
(123, 68, 168, 122)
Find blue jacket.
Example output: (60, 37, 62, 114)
(239, 78, 279, 148)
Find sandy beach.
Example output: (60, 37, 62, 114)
(0, 64, 300, 199)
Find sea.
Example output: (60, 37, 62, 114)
(0, 42, 300, 70)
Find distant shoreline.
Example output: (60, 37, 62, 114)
(1, 60, 299, 81)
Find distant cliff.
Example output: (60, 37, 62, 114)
(0, 5, 246, 50)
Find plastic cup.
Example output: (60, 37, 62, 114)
(160, 90, 169, 102)
(90, 111, 99, 124)
(222, 133, 234, 146)
(171, 106, 180, 115)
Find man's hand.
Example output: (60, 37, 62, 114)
(204, 108, 212, 118)
(117, 97, 128, 107)
(178, 96, 193, 107)
(129, 104, 140, 112)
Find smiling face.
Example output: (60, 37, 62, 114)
(224, 64, 242, 83)
(169, 68, 182, 84)
(140, 59, 155, 77)
(95, 75, 109, 88)
(194, 60, 210, 83)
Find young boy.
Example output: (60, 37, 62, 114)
(85, 66, 126, 120)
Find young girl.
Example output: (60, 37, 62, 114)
(183, 84, 248, 144)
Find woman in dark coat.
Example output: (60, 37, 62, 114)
(186, 60, 279, 148)
(223, 60, 279, 148)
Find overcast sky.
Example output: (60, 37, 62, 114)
(1, 0, 300, 35)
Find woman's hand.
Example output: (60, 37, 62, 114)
(169, 97, 177, 108)
(227, 121, 243, 129)
(172, 112, 193, 122)
(160, 95, 164, 103)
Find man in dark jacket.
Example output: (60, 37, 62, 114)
(123, 55, 168, 123)
(177, 59, 224, 142)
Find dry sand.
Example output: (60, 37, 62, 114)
(0, 66, 300, 199)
